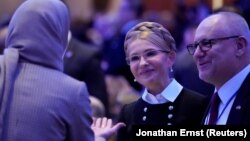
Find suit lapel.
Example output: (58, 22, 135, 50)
(227, 72, 250, 125)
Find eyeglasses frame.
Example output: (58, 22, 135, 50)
(187, 35, 240, 55)
(126, 49, 170, 65)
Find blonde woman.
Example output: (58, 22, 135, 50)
(116, 22, 209, 141)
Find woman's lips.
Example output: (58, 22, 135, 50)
(139, 69, 154, 76)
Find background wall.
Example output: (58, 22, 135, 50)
(0, 0, 23, 19)
(0, 0, 119, 22)
(0, 0, 235, 22)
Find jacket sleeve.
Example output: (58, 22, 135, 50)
(68, 83, 95, 141)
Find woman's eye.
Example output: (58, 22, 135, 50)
(145, 50, 157, 57)
(130, 56, 140, 62)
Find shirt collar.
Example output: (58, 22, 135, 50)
(142, 79, 183, 104)
(217, 64, 250, 104)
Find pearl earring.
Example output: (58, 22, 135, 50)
(170, 67, 173, 73)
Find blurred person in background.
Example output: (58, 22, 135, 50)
(90, 96, 106, 118)
(175, 0, 211, 48)
(105, 75, 140, 121)
(64, 31, 110, 117)
(94, 0, 145, 92)
(174, 24, 214, 96)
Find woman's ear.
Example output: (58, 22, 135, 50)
(168, 51, 176, 66)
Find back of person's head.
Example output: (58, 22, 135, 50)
(124, 21, 176, 55)
(6, 0, 70, 71)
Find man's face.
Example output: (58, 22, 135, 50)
(192, 17, 239, 88)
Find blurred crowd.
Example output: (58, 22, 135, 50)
(1, 0, 250, 125)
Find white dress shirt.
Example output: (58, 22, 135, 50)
(142, 79, 183, 104)
(205, 64, 250, 125)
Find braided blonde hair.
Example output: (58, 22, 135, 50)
(124, 22, 176, 55)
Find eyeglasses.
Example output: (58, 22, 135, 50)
(126, 49, 170, 65)
(187, 35, 240, 55)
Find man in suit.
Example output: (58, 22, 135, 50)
(187, 11, 250, 125)
(0, 0, 123, 141)
(64, 31, 109, 116)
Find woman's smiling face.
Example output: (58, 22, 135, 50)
(127, 39, 174, 89)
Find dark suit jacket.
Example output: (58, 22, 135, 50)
(203, 73, 250, 125)
(64, 37, 109, 116)
(117, 88, 209, 141)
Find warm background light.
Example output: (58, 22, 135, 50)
(212, 0, 223, 10)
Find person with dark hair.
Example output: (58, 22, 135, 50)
(174, 24, 214, 96)
(116, 22, 209, 141)
(0, 0, 124, 141)
(99, 0, 145, 92)
(187, 11, 250, 125)
(64, 31, 110, 117)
